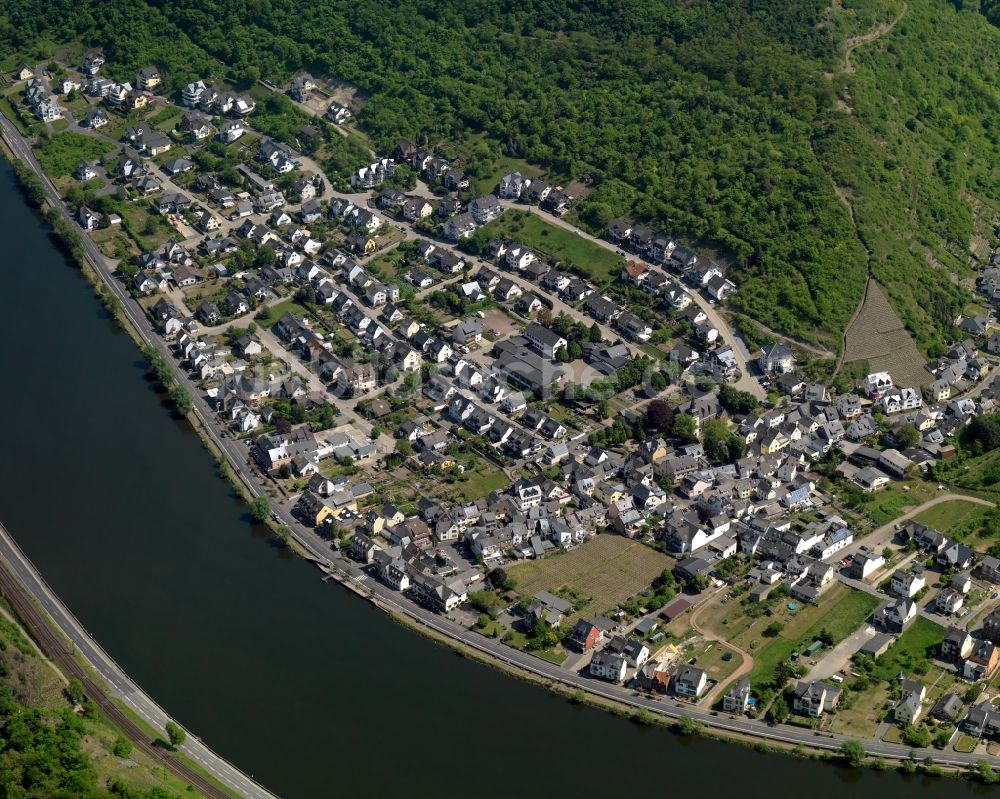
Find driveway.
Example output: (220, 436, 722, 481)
(803, 623, 876, 682)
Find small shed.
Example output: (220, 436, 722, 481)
(659, 597, 692, 622)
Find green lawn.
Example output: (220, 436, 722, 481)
(257, 298, 308, 327)
(914, 499, 991, 540)
(747, 588, 880, 688)
(869, 617, 946, 682)
(476, 210, 624, 283)
(148, 105, 183, 131)
(502, 629, 568, 665)
(0, 96, 30, 135)
(441, 464, 509, 503)
(852, 482, 936, 527)
(954, 734, 978, 754)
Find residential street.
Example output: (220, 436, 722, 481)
(7, 98, 1000, 779)
(494, 197, 766, 399)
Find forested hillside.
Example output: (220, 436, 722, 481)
(2, 0, 999, 351)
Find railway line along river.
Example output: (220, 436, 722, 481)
(0, 160, 988, 798)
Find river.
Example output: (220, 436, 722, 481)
(0, 161, 991, 798)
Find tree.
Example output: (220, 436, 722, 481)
(567, 340, 583, 360)
(487, 567, 514, 590)
(933, 729, 952, 749)
(249, 496, 270, 522)
(839, 740, 866, 767)
(672, 413, 698, 443)
(702, 417, 732, 463)
(645, 399, 675, 433)
(763, 621, 784, 637)
(767, 695, 789, 723)
(773, 660, 797, 688)
(165, 721, 186, 749)
(169, 385, 192, 416)
(65, 679, 84, 705)
(894, 423, 921, 449)
(901, 724, 930, 748)
(395, 439, 413, 456)
(882, 546, 893, 562)
(112, 737, 133, 758)
(556, 345, 570, 363)
(551, 312, 574, 336)
(818, 627, 835, 647)
(589, 323, 603, 343)
(718, 383, 759, 415)
(676, 715, 698, 735)
(976, 760, 1000, 784)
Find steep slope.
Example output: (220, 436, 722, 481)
(2, 0, 997, 352)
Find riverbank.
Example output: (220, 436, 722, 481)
(0, 520, 269, 799)
(1, 111, 998, 789)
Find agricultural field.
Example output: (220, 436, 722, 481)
(842, 281, 932, 387)
(508, 534, 673, 622)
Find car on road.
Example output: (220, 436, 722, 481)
(270, 511, 281, 522)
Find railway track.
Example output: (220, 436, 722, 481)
(0, 562, 234, 799)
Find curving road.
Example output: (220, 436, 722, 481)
(494, 198, 766, 399)
(0, 520, 272, 799)
(4, 109, 1000, 773)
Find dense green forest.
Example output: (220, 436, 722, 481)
(2, 0, 999, 350)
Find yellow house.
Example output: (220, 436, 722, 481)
(759, 430, 789, 455)
(296, 491, 336, 527)
(398, 348, 421, 373)
(593, 481, 625, 505)
(366, 512, 386, 535)
(138, 66, 162, 90)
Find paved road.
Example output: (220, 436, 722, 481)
(6, 109, 1000, 771)
(804, 624, 877, 682)
(1, 113, 281, 799)
(836, 493, 996, 568)
(495, 198, 766, 399)
(0, 519, 275, 799)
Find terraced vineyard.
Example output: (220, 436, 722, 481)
(842, 281, 932, 387)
